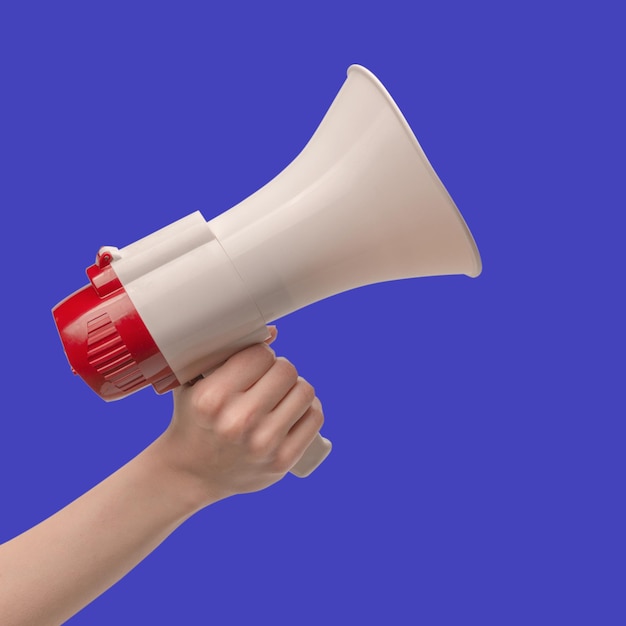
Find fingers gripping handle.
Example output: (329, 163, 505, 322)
(199, 365, 332, 478)
(290, 433, 332, 478)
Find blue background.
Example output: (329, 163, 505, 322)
(1, 2, 624, 624)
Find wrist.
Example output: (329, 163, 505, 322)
(146, 431, 232, 514)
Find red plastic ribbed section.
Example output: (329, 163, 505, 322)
(52, 263, 180, 401)
(86, 313, 147, 394)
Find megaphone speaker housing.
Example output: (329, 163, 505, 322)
(52, 65, 481, 477)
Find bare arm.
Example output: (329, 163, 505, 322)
(0, 329, 323, 625)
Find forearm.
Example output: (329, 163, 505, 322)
(0, 335, 323, 625)
(0, 436, 211, 626)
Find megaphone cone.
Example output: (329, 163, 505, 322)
(210, 64, 481, 324)
(53, 65, 481, 477)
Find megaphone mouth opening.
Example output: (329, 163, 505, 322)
(347, 64, 482, 278)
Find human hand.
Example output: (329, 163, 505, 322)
(0, 327, 323, 625)
(157, 327, 324, 509)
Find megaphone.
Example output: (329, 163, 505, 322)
(53, 64, 481, 477)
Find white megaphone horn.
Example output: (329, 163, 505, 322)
(53, 65, 482, 478)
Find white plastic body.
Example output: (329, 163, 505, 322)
(103, 64, 481, 477)
(110, 212, 269, 385)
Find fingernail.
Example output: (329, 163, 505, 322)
(265, 325, 278, 345)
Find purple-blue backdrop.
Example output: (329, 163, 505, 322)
(1, 2, 623, 624)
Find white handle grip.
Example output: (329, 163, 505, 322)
(289, 433, 332, 478)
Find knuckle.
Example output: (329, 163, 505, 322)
(255, 342, 277, 366)
(191, 386, 225, 417)
(275, 357, 298, 382)
(235, 402, 258, 431)
(248, 431, 274, 458)
(296, 377, 316, 404)
(309, 406, 324, 430)
(214, 400, 257, 442)
(217, 415, 247, 443)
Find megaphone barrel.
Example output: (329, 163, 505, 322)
(52, 64, 481, 477)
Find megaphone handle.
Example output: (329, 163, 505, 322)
(289, 432, 332, 478)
